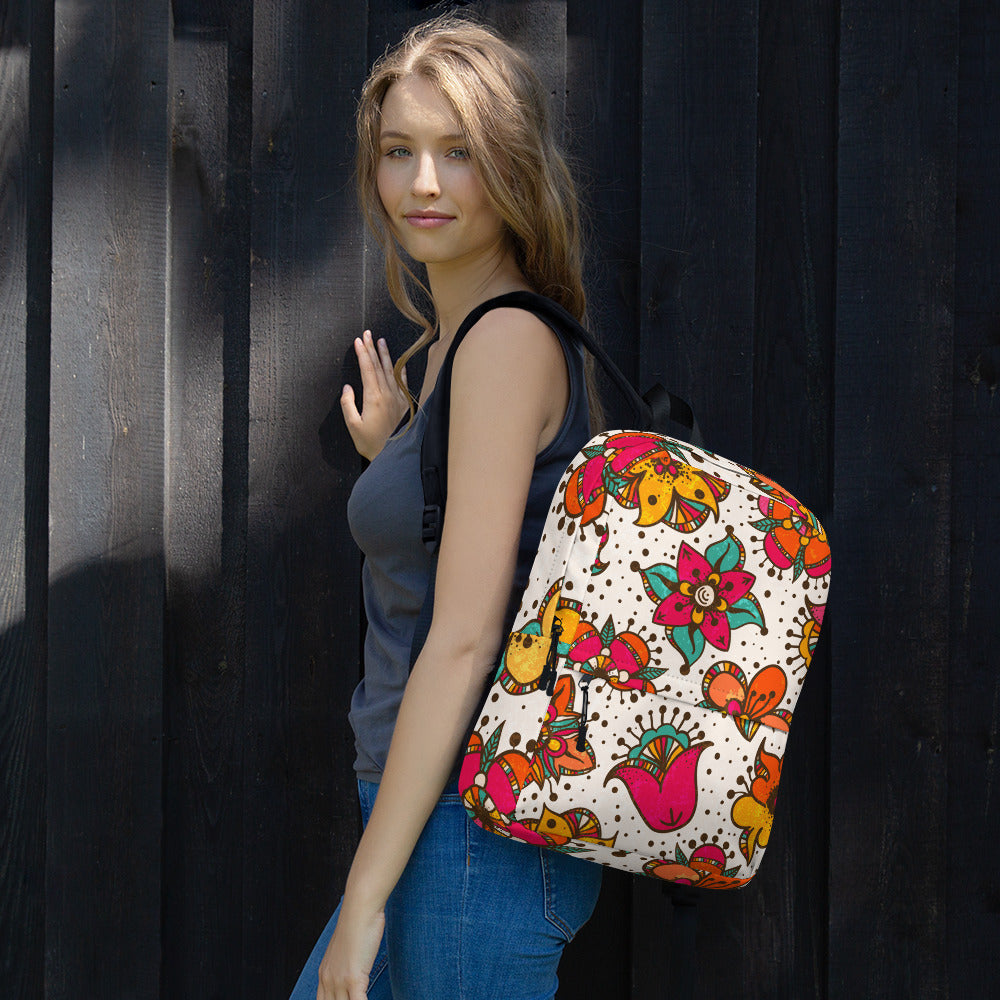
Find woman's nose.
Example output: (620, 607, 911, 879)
(411, 152, 440, 198)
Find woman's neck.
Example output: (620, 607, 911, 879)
(426, 243, 530, 342)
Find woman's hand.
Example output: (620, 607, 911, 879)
(341, 330, 409, 460)
(316, 901, 386, 1000)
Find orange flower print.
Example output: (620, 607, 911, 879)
(642, 844, 750, 890)
(731, 742, 783, 863)
(525, 675, 597, 788)
(495, 579, 589, 696)
(786, 598, 825, 672)
(748, 471, 831, 581)
(700, 662, 792, 740)
(565, 432, 729, 534)
(508, 805, 617, 851)
(565, 434, 669, 526)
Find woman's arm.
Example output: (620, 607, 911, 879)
(318, 308, 569, 1000)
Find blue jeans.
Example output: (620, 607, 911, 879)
(289, 779, 603, 1000)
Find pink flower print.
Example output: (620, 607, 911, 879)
(459, 726, 532, 835)
(750, 480, 831, 581)
(564, 433, 676, 526)
(605, 718, 711, 833)
(640, 529, 765, 670)
(567, 616, 663, 695)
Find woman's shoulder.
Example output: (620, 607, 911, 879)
(452, 303, 568, 379)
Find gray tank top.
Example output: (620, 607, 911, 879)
(347, 317, 589, 783)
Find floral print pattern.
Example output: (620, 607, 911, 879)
(748, 470, 831, 580)
(640, 529, 765, 670)
(456, 428, 830, 888)
(605, 716, 711, 832)
(565, 432, 730, 534)
(642, 844, 749, 890)
(566, 615, 664, 694)
(731, 742, 783, 862)
(525, 675, 597, 788)
(494, 579, 586, 695)
(700, 661, 792, 740)
(508, 805, 617, 851)
(788, 598, 825, 671)
(459, 724, 531, 835)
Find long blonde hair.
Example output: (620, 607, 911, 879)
(356, 14, 601, 426)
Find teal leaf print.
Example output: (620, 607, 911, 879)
(706, 532, 742, 573)
(640, 563, 679, 601)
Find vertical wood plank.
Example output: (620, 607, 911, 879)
(47, 1, 169, 996)
(751, 1, 838, 997)
(831, 1, 957, 996)
(247, 1, 370, 993)
(161, 2, 252, 996)
(0, 2, 50, 996)
(640, 0, 759, 463)
(638, 2, 760, 997)
(559, 0, 642, 995)
(949, 0, 1000, 993)
(566, 0, 643, 392)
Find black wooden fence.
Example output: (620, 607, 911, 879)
(2, 1, 997, 998)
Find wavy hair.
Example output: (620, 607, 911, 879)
(356, 13, 602, 427)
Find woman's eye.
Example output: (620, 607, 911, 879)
(446, 147, 470, 160)
(384, 147, 410, 158)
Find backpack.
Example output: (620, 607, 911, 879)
(415, 291, 831, 890)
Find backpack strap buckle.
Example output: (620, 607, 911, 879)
(422, 504, 442, 551)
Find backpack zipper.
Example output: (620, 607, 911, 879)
(540, 618, 563, 696)
(576, 676, 592, 751)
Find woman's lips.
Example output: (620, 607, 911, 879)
(404, 213, 454, 228)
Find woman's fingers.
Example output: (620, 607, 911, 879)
(340, 329, 408, 460)
(376, 336, 395, 382)
(340, 382, 360, 425)
(358, 331, 406, 402)
(355, 333, 383, 393)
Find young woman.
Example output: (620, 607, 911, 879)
(290, 16, 603, 1000)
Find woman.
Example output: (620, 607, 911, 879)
(290, 15, 602, 1000)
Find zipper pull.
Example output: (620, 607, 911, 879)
(541, 618, 563, 696)
(576, 676, 592, 751)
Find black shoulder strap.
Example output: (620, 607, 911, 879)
(420, 290, 702, 555)
(408, 292, 700, 669)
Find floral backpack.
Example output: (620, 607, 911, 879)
(415, 292, 831, 890)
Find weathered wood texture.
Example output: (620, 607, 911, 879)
(560, 2, 643, 993)
(832, 2, 957, 998)
(246, 0, 371, 992)
(948, 0, 1000, 993)
(0, 3, 50, 998)
(46, 1, 170, 998)
(1, 1, 997, 998)
(161, 4, 250, 997)
(750, 2, 837, 998)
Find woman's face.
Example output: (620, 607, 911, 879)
(376, 74, 507, 268)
